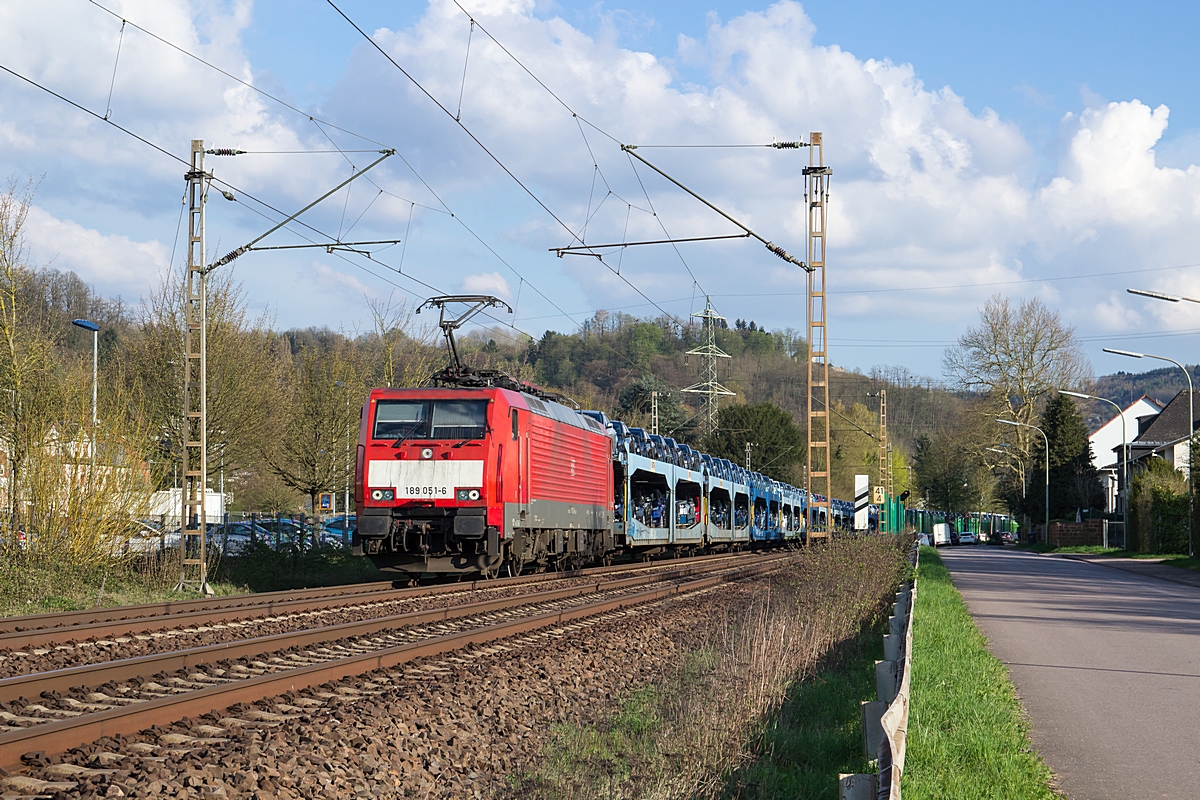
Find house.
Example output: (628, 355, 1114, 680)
(1089, 395, 1163, 513)
(1122, 390, 1200, 482)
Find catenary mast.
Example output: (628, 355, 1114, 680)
(805, 133, 832, 542)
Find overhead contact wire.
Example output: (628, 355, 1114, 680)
(325, 0, 683, 327)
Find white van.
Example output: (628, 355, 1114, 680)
(933, 522, 951, 547)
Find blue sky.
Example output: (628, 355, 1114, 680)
(244, 0, 1200, 159)
(4, 0, 1200, 382)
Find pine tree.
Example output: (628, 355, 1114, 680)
(1028, 394, 1104, 521)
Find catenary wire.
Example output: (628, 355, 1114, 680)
(325, 0, 688, 327)
(85, 0, 593, 336)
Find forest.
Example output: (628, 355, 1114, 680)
(3, 177, 1190, 563)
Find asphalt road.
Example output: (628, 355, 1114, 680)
(938, 546, 1200, 800)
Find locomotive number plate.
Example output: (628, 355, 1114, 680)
(404, 486, 450, 497)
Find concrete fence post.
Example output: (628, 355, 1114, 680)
(875, 659, 899, 704)
(838, 772, 878, 800)
(883, 631, 903, 662)
(861, 700, 887, 758)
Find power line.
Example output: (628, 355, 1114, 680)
(84, 0, 587, 333)
(86, 0, 389, 149)
(325, 0, 688, 327)
(449, 3, 724, 314)
(709, 259, 1200, 298)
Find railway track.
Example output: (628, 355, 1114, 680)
(0, 551, 785, 779)
(0, 551, 753, 653)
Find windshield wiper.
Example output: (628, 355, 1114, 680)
(390, 428, 426, 448)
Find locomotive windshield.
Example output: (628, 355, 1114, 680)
(373, 399, 488, 440)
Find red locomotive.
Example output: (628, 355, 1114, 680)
(353, 295, 617, 576)
(354, 384, 616, 575)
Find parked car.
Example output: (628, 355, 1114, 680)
(917, 532, 932, 547)
(959, 531, 977, 545)
(932, 523, 951, 547)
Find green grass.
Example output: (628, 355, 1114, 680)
(212, 542, 386, 592)
(721, 632, 883, 799)
(0, 544, 385, 618)
(521, 685, 666, 796)
(903, 546, 1058, 799)
(1016, 544, 1200, 573)
(0, 556, 245, 617)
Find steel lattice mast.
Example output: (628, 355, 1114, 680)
(878, 389, 888, 532)
(176, 140, 211, 594)
(805, 132, 832, 542)
(682, 296, 735, 438)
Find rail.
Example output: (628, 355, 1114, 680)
(0, 552, 785, 773)
(0, 551, 752, 648)
(840, 544, 918, 800)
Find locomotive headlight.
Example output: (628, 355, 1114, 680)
(421, 447, 434, 459)
(468, 489, 480, 501)
(456, 487, 482, 502)
(371, 489, 383, 501)
(370, 489, 395, 501)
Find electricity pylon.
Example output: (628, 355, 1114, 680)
(682, 296, 734, 437)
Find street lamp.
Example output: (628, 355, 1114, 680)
(334, 381, 353, 545)
(71, 319, 100, 430)
(997, 418, 1049, 545)
(1104, 348, 1193, 557)
(1059, 390, 1128, 550)
(1127, 288, 1200, 304)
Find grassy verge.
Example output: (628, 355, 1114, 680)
(212, 542, 386, 592)
(721, 629, 884, 799)
(1017, 544, 1200, 572)
(903, 546, 1057, 799)
(0, 544, 385, 617)
(513, 537, 910, 800)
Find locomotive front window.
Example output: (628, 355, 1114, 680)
(373, 400, 428, 440)
(431, 400, 488, 439)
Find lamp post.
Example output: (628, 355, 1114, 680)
(997, 418, 1049, 545)
(1059, 390, 1128, 550)
(1104, 348, 1193, 558)
(334, 381, 352, 545)
(71, 319, 100, 430)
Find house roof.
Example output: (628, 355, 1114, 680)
(1092, 395, 1165, 468)
(1131, 390, 1200, 446)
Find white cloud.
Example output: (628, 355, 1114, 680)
(460, 271, 512, 299)
(23, 205, 167, 296)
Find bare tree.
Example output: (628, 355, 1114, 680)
(366, 293, 439, 388)
(0, 178, 154, 560)
(125, 268, 285, 487)
(0, 178, 48, 538)
(944, 294, 1092, 484)
(267, 339, 364, 521)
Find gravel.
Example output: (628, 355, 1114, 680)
(9, 577, 764, 799)
(0, 566, 698, 679)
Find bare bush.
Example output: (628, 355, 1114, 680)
(528, 536, 909, 800)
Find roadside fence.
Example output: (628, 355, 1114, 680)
(840, 543, 918, 800)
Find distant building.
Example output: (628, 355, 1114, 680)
(1089, 395, 1163, 513)
(1121, 389, 1200, 489)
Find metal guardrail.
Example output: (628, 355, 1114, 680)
(840, 544, 918, 800)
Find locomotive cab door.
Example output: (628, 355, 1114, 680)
(512, 408, 530, 523)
